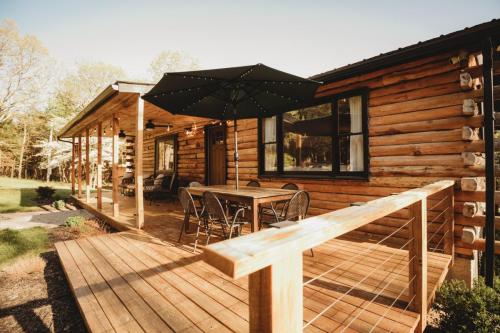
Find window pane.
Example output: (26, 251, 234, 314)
(264, 143, 277, 171)
(283, 103, 332, 172)
(157, 137, 175, 172)
(262, 116, 276, 143)
(339, 134, 364, 172)
(338, 95, 363, 135)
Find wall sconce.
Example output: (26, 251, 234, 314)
(118, 129, 126, 138)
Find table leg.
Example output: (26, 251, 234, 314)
(250, 200, 259, 232)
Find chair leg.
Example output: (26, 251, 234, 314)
(178, 216, 186, 243)
(310, 248, 314, 257)
(193, 218, 203, 252)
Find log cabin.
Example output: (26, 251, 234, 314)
(55, 19, 499, 332)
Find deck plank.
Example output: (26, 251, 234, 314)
(63, 240, 144, 332)
(54, 242, 115, 333)
(56, 223, 450, 332)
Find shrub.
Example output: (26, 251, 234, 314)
(65, 215, 86, 228)
(35, 186, 55, 200)
(52, 200, 66, 210)
(432, 277, 500, 333)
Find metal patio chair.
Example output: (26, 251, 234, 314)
(266, 190, 314, 256)
(259, 183, 299, 224)
(203, 191, 248, 241)
(177, 187, 207, 252)
(246, 180, 261, 187)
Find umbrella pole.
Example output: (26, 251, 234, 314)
(234, 117, 239, 190)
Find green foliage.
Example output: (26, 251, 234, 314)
(52, 199, 66, 210)
(432, 277, 500, 333)
(0, 177, 71, 213)
(35, 186, 55, 199)
(0, 227, 49, 266)
(65, 215, 86, 228)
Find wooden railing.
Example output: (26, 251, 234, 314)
(203, 180, 455, 333)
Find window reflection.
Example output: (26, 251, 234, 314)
(283, 103, 332, 172)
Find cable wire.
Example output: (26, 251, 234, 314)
(303, 217, 415, 287)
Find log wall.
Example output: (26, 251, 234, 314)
(143, 47, 491, 259)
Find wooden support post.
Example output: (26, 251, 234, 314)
(97, 122, 103, 210)
(135, 96, 144, 229)
(78, 133, 82, 198)
(444, 187, 455, 265)
(408, 199, 427, 333)
(112, 117, 120, 217)
(248, 252, 303, 333)
(85, 127, 90, 203)
(71, 136, 75, 195)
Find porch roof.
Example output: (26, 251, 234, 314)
(58, 81, 204, 138)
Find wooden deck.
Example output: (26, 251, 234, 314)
(55, 208, 451, 333)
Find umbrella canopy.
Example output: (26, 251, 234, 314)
(143, 63, 321, 188)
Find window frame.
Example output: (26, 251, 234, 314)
(154, 134, 178, 176)
(258, 89, 369, 180)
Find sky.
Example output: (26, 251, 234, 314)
(1, 0, 499, 80)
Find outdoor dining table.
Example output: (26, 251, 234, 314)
(185, 185, 298, 232)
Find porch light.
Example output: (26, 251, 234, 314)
(146, 119, 172, 132)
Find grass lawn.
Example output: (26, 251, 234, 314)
(0, 227, 50, 267)
(0, 177, 71, 213)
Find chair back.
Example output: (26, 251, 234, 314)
(283, 190, 310, 221)
(281, 183, 299, 190)
(246, 180, 260, 187)
(121, 172, 134, 185)
(202, 191, 228, 225)
(178, 187, 199, 218)
(189, 181, 203, 187)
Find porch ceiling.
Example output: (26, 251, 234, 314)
(59, 81, 207, 138)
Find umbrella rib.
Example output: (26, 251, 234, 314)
(241, 86, 272, 116)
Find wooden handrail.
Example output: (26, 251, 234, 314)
(204, 180, 455, 279)
(203, 180, 455, 333)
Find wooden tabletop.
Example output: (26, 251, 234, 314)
(187, 185, 297, 199)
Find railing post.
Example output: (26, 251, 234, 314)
(443, 186, 455, 265)
(408, 199, 427, 333)
(248, 251, 303, 333)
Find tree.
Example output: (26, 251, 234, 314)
(0, 19, 50, 123)
(148, 50, 199, 82)
(51, 62, 127, 119)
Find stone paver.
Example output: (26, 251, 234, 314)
(0, 209, 94, 230)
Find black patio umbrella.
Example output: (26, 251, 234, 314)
(143, 63, 321, 189)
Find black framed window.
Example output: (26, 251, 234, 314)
(259, 90, 368, 179)
(155, 135, 177, 175)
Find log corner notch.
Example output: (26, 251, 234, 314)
(462, 99, 479, 116)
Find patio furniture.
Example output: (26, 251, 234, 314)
(264, 190, 310, 228)
(187, 185, 297, 232)
(246, 180, 260, 187)
(259, 183, 299, 223)
(143, 173, 176, 205)
(119, 172, 135, 196)
(142, 64, 320, 190)
(267, 190, 313, 256)
(177, 187, 207, 251)
(203, 191, 248, 240)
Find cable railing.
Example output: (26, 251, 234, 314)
(203, 180, 455, 333)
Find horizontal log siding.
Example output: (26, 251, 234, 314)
(141, 48, 483, 258)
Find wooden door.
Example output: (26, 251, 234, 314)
(206, 125, 227, 185)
